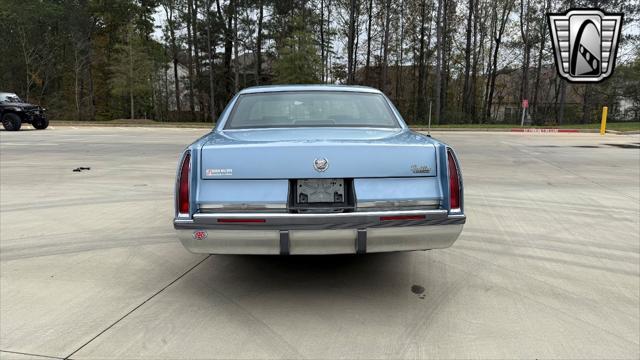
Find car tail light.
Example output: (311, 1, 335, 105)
(178, 152, 191, 214)
(447, 149, 461, 210)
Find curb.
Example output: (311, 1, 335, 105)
(511, 128, 583, 133)
(50, 121, 212, 129)
(411, 127, 512, 132)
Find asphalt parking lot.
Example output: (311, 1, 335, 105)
(1, 126, 639, 359)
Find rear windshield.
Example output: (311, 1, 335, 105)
(224, 91, 400, 129)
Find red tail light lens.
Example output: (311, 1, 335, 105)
(447, 149, 461, 209)
(178, 152, 191, 214)
(217, 218, 266, 223)
(380, 215, 426, 221)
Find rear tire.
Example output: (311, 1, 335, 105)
(2, 113, 22, 131)
(32, 118, 49, 130)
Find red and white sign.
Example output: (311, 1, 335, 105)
(193, 230, 208, 240)
(522, 99, 529, 109)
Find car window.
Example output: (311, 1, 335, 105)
(225, 91, 400, 129)
(0, 94, 21, 103)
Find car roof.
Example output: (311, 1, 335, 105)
(238, 85, 382, 95)
(0, 92, 18, 97)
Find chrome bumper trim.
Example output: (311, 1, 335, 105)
(175, 223, 464, 255)
(174, 209, 464, 230)
(174, 210, 465, 255)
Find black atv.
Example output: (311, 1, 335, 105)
(0, 92, 49, 131)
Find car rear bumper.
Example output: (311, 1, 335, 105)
(174, 209, 465, 255)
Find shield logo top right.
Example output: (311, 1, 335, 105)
(548, 9, 623, 83)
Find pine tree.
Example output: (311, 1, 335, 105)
(273, 19, 322, 84)
(109, 26, 154, 119)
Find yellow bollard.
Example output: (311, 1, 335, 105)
(600, 106, 608, 135)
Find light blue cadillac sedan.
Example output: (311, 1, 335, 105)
(174, 85, 465, 255)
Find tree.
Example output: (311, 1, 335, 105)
(484, 0, 514, 122)
(380, 0, 392, 93)
(462, 0, 474, 118)
(434, 0, 443, 123)
(161, 0, 182, 112)
(346, 0, 357, 84)
(1, 0, 637, 124)
(273, 24, 322, 84)
(109, 26, 154, 119)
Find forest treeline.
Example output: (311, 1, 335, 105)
(1, 0, 638, 124)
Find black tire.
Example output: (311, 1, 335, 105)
(2, 113, 22, 131)
(32, 118, 49, 130)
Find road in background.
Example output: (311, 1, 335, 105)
(1, 127, 639, 359)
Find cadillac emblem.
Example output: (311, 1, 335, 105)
(548, 8, 623, 83)
(313, 158, 329, 172)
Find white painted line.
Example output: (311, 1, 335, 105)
(0, 142, 60, 146)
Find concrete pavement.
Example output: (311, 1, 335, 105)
(1, 126, 638, 359)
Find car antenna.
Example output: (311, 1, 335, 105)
(427, 101, 432, 137)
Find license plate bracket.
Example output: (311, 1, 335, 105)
(296, 178, 345, 204)
(289, 179, 354, 212)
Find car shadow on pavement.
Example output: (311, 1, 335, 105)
(183, 252, 431, 301)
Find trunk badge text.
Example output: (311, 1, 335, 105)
(411, 165, 432, 174)
(206, 168, 233, 176)
(313, 158, 329, 172)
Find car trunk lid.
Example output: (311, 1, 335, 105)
(200, 129, 437, 180)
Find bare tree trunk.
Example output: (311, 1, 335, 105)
(416, 0, 427, 122)
(163, 4, 181, 112)
(485, 0, 513, 122)
(347, 0, 357, 84)
(164, 59, 169, 120)
(470, 0, 480, 121)
(320, 0, 325, 82)
(519, 0, 531, 111)
(326, 0, 332, 83)
(365, 0, 373, 84)
(233, 0, 239, 93)
(482, 2, 495, 123)
(129, 29, 134, 119)
(192, 0, 204, 119)
(186, 0, 196, 117)
(440, 0, 450, 122)
(86, 44, 96, 120)
(73, 44, 83, 120)
(557, 80, 566, 124)
(381, 0, 391, 93)
(18, 26, 32, 102)
(395, 0, 405, 101)
(462, 0, 474, 116)
(207, 0, 217, 120)
(434, 0, 443, 123)
(353, 5, 360, 81)
(532, 0, 550, 124)
(216, 0, 233, 99)
(256, 0, 263, 85)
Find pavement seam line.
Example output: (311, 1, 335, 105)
(0, 350, 65, 359)
(62, 255, 211, 360)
